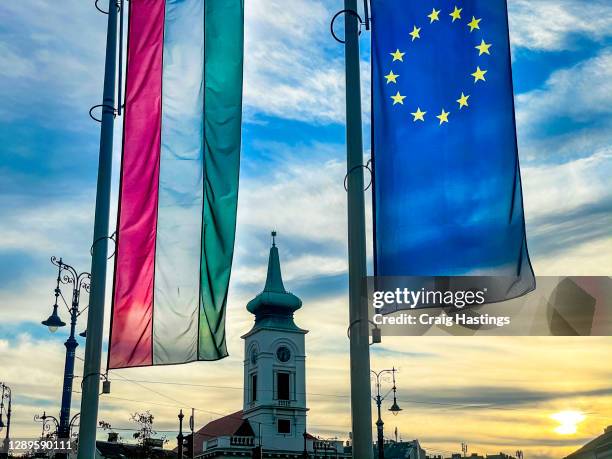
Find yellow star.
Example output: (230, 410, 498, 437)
(409, 25, 421, 41)
(428, 8, 441, 23)
(467, 16, 482, 32)
(471, 66, 487, 83)
(475, 39, 492, 56)
(384, 70, 399, 84)
(390, 49, 405, 62)
(391, 91, 406, 105)
(449, 6, 462, 22)
(437, 109, 450, 125)
(411, 107, 426, 122)
(457, 92, 470, 109)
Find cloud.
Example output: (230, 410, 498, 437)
(522, 151, 612, 221)
(0, 187, 103, 325)
(516, 51, 612, 147)
(0, 42, 35, 78)
(0, 195, 94, 257)
(513, 50, 612, 268)
(0, 0, 105, 124)
(243, 0, 340, 123)
(508, 0, 612, 51)
(400, 385, 612, 409)
(243, 0, 371, 124)
(231, 141, 349, 288)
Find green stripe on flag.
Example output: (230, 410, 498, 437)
(198, 0, 244, 360)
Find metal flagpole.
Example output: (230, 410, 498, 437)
(77, 0, 118, 456)
(343, 0, 373, 458)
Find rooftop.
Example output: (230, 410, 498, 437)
(565, 425, 612, 459)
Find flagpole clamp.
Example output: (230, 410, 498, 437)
(95, 0, 121, 14)
(89, 104, 118, 123)
(81, 372, 110, 395)
(347, 319, 381, 345)
(330, 9, 365, 44)
(344, 159, 372, 191)
(90, 231, 116, 259)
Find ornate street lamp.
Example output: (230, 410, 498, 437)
(33, 411, 80, 444)
(388, 368, 402, 416)
(177, 410, 185, 459)
(371, 367, 402, 459)
(41, 257, 90, 458)
(34, 411, 60, 439)
(42, 304, 66, 333)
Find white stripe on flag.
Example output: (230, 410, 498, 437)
(153, 0, 205, 364)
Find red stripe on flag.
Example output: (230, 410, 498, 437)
(109, 0, 166, 369)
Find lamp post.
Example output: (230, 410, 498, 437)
(0, 383, 12, 459)
(177, 410, 185, 459)
(372, 367, 402, 459)
(33, 411, 80, 438)
(42, 257, 90, 456)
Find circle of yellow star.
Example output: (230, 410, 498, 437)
(471, 66, 487, 83)
(450, 6, 462, 22)
(409, 25, 421, 41)
(391, 91, 406, 105)
(390, 49, 405, 62)
(384, 70, 399, 84)
(411, 107, 426, 122)
(475, 39, 492, 56)
(467, 16, 482, 32)
(428, 8, 441, 23)
(457, 93, 470, 109)
(437, 109, 450, 125)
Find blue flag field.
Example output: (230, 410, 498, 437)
(372, 0, 535, 299)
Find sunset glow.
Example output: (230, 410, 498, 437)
(551, 411, 586, 435)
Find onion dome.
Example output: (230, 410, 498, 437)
(246, 232, 302, 328)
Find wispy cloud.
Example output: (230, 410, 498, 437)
(516, 50, 612, 154)
(508, 0, 612, 52)
(0, 0, 105, 124)
(243, 0, 371, 124)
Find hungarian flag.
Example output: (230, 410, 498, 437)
(108, 0, 244, 368)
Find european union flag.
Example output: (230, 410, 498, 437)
(372, 0, 535, 299)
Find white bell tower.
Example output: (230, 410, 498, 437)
(241, 232, 308, 452)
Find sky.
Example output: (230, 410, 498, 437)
(1, 0, 612, 458)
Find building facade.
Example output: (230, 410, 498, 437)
(193, 235, 347, 458)
(241, 235, 308, 452)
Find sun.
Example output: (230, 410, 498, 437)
(551, 411, 586, 434)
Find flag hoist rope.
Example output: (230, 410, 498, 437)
(77, 0, 120, 457)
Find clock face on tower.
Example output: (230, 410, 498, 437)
(276, 346, 291, 363)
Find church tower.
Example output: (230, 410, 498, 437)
(241, 232, 308, 452)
